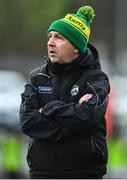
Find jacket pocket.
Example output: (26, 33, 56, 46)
(27, 138, 35, 168)
(90, 136, 106, 163)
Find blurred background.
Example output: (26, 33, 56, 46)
(0, 0, 127, 178)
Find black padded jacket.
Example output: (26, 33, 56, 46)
(20, 43, 110, 179)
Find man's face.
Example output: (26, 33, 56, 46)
(47, 31, 79, 64)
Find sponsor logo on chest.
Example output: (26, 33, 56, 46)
(38, 86, 53, 94)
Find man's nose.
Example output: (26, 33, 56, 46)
(47, 37, 55, 46)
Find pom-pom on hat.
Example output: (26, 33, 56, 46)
(48, 6, 95, 54)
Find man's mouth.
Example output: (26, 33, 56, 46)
(49, 50, 56, 57)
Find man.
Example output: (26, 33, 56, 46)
(20, 5, 110, 179)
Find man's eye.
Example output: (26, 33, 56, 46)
(48, 36, 51, 40)
(47, 33, 52, 39)
(57, 35, 64, 40)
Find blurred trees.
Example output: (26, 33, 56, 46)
(1, 0, 124, 71)
(0, 0, 112, 58)
(0, 0, 68, 56)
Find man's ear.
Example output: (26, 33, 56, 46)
(74, 48, 79, 54)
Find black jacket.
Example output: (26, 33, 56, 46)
(20, 44, 110, 179)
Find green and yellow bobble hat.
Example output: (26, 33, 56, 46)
(48, 6, 95, 54)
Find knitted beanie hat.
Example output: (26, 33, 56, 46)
(48, 6, 95, 54)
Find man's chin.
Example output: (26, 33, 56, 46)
(50, 57, 65, 64)
(50, 57, 58, 63)
(50, 57, 62, 63)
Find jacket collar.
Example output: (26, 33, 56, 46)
(47, 43, 101, 74)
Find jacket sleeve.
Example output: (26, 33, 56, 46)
(42, 76, 110, 130)
(19, 84, 69, 141)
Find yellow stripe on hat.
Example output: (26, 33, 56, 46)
(63, 14, 90, 39)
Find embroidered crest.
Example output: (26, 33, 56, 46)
(71, 85, 79, 96)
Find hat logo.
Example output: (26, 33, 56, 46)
(63, 14, 90, 39)
(71, 85, 79, 96)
